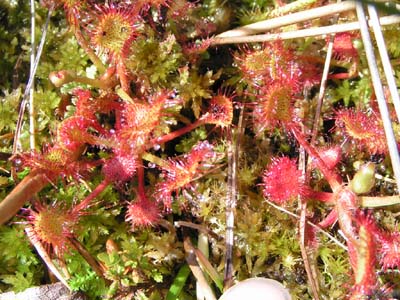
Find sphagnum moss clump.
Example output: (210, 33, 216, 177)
(0, 0, 400, 299)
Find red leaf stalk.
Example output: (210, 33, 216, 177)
(72, 178, 110, 214)
(151, 119, 205, 147)
(348, 214, 378, 299)
(289, 125, 342, 192)
(335, 187, 359, 245)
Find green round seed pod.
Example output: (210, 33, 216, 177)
(349, 162, 375, 194)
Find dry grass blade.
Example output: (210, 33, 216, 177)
(299, 129, 320, 300)
(224, 106, 244, 290)
(29, 0, 36, 151)
(311, 33, 335, 144)
(361, 195, 400, 207)
(212, 15, 400, 44)
(368, 4, 400, 122)
(223, 128, 235, 289)
(299, 200, 320, 300)
(216, 1, 356, 38)
(13, 4, 54, 155)
(25, 226, 70, 290)
(194, 247, 224, 292)
(183, 236, 217, 300)
(300, 15, 338, 297)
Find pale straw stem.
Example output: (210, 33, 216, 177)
(29, 0, 36, 150)
(216, 1, 356, 38)
(367, 4, 400, 123)
(212, 14, 400, 44)
(356, 2, 400, 191)
(13, 5, 54, 154)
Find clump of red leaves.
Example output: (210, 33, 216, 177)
(155, 141, 216, 210)
(235, 41, 297, 86)
(378, 229, 400, 270)
(252, 76, 298, 133)
(135, 0, 172, 14)
(90, 3, 139, 62)
(235, 41, 318, 134)
(115, 90, 178, 153)
(102, 153, 138, 184)
(331, 32, 359, 62)
(19, 145, 92, 181)
(261, 156, 306, 204)
(25, 201, 81, 255)
(335, 108, 389, 155)
(200, 92, 234, 128)
(126, 193, 161, 230)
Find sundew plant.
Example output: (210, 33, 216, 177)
(0, 0, 400, 299)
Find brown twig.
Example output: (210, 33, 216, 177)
(174, 221, 222, 241)
(298, 123, 320, 300)
(69, 238, 108, 280)
(0, 170, 50, 225)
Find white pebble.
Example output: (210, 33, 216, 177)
(219, 278, 291, 300)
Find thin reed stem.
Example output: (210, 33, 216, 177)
(212, 15, 400, 45)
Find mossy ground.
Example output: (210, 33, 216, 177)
(0, 0, 400, 299)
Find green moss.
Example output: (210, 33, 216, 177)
(0, 88, 21, 133)
(0, 226, 42, 292)
(126, 33, 183, 88)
